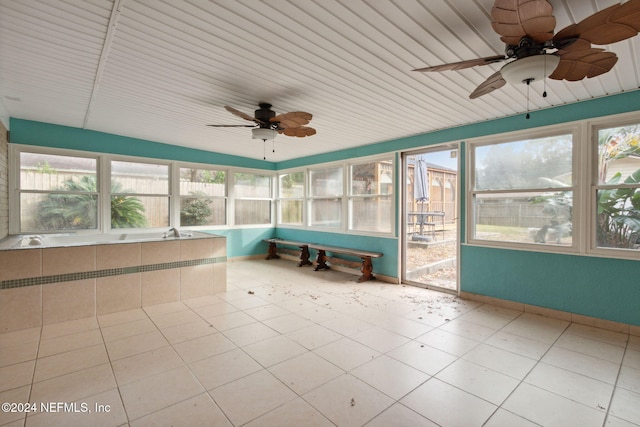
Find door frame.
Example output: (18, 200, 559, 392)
(401, 142, 461, 294)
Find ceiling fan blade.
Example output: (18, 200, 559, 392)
(207, 124, 256, 127)
(552, 25, 593, 51)
(224, 105, 263, 124)
(549, 48, 618, 81)
(413, 55, 506, 72)
(566, 0, 640, 46)
(280, 126, 317, 137)
(469, 70, 506, 99)
(271, 111, 313, 128)
(491, 0, 556, 45)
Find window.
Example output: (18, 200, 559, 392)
(349, 159, 393, 233)
(471, 133, 574, 246)
(277, 171, 304, 225)
(594, 123, 640, 251)
(233, 172, 272, 225)
(179, 167, 227, 226)
(276, 158, 394, 234)
(309, 166, 343, 228)
(12, 147, 397, 237)
(110, 160, 170, 228)
(18, 152, 99, 232)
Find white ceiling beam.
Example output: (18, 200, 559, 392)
(83, 0, 126, 129)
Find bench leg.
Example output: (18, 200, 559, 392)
(358, 256, 376, 282)
(265, 242, 280, 260)
(314, 249, 330, 271)
(298, 245, 312, 267)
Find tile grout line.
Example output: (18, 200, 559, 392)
(99, 303, 233, 425)
(191, 285, 394, 426)
(480, 314, 573, 426)
(23, 321, 44, 426)
(601, 334, 631, 426)
(97, 308, 135, 425)
(403, 304, 531, 425)
(4, 261, 636, 426)
(149, 300, 247, 426)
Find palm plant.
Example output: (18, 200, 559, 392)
(597, 169, 640, 248)
(38, 176, 147, 230)
(596, 126, 640, 249)
(111, 183, 147, 228)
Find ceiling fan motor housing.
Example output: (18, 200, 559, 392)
(255, 103, 276, 128)
(506, 37, 548, 59)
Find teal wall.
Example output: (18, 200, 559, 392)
(8, 90, 640, 325)
(9, 119, 275, 170)
(460, 245, 640, 325)
(202, 228, 274, 258)
(273, 228, 397, 277)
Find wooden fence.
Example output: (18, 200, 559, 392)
(20, 171, 276, 228)
(475, 201, 560, 228)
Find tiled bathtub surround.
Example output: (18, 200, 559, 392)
(0, 235, 226, 332)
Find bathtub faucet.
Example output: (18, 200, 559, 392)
(168, 227, 181, 238)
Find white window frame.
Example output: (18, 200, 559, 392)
(466, 112, 640, 261)
(466, 123, 582, 254)
(230, 169, 275, 227)
(276, 168, 306, 227)
(588, 112, 640, 260)
(176, 164, 228, 228)
(10, 145, 103, 235)
(10, 146, 397, 238)
(299, 154, 396, 237)
(108, 156, 172, 231)
(9, 145, 278, 234)
(307, 163, 345, 230)
(348, 156, 394, 234)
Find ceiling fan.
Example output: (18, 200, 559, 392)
(208, 102, 316, 140)
(414, 0, 640, 99)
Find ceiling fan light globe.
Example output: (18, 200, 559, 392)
(500, 54, 560, 85)
(252, 128, 277, 141)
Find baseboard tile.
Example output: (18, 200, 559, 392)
(460, 291, 636, 336)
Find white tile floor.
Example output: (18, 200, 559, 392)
(1, 259, 639, 426)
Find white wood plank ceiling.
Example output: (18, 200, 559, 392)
(1, 0, 638, 161)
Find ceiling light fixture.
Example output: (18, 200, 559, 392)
(251, 127, 277, 141)
(500, 55, 560, 86)
(501, 55, 560, 119)
(252, 128, 277, 159)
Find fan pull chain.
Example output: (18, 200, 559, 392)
(525, 78, 531, 120)
(261, 138, 275, 160)
(542, 55, 548, 98)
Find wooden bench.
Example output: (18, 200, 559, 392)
(308, 244, 383, 282)
(263, 238, 312, 267)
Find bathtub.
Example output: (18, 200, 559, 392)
(0, 230, 204, 250)
(0, 230, 227, 331)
